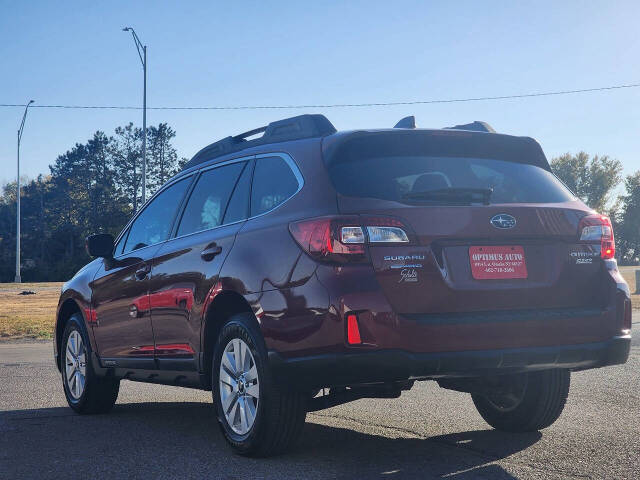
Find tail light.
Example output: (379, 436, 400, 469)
(289, 216, 410, 263)
(578, 214, 615, 260)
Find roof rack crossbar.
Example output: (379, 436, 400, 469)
(234, 126, 267, 141)
(182, 114, 336, 171)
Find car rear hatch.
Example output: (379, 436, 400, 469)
(323, 129, 610, 316)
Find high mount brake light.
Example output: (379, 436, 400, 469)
(578, 214, 615, 260)
(289, 216, 410, 262)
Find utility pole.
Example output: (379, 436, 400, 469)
(122, 27, 147, 205)
(142, 44, 147, 205)
(15, 100, 34, 283)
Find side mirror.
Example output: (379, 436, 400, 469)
(86, 233, 114, 258)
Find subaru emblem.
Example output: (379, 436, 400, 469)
(490, 214, 516, 229)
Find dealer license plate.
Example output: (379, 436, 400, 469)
(469, 246, 528, 280)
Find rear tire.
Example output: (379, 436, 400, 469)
(61, 314, 120, 414)
(212, 313, 306, 457)
(471, 369, 570, 432)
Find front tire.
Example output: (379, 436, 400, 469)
(212, 313, 306, 457)
(471, 369, 570, 432)
(61, 314, 120, 414)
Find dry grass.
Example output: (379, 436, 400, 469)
(0, 282, 63, 340)
(619, 266, 639, 308)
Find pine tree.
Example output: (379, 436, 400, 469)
(146, 123, 179, 195)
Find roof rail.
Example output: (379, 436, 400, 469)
(182, 114, 337, 170)
(444, 121, 496, 133)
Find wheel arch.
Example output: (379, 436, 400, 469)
(201, 289, 256, 387)
(55, 298, 84, 371)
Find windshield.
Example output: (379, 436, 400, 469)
(328, 155, 575, 204)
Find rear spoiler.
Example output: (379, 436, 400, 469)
(323, 129, 551, 172)
(393, 117, 496, 133)
(444, 121, 496, 133)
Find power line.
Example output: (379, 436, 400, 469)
(1, 82, 639, 111)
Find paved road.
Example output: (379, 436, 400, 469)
(1, 315, 638, 480)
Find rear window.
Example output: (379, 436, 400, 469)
(326, 133, 574, 204)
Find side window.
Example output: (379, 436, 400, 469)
(176, 162, 245, 237)
(123, 177, 191, 254)
(250, 156, 299, 216)
(223, 160, 252, 224)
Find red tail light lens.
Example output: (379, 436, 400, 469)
(289, 217, 366, 261)
(289, 216, 410, 263)
(578, 214, 615, 260)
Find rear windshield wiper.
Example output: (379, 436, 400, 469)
(402, 187, 493, 205)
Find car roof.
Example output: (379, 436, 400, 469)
(176, 114, 549, 180)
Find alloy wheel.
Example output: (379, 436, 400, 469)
(65, 330, 87, 400)
(219, 338, 260, 435)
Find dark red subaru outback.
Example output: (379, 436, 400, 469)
(55, 114, 632, 456)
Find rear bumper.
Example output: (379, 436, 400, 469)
(269, 335, 631, 389)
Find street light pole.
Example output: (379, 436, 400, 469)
(15, 100, 34, 284)
(142, 44, 147, 205)
(122, 27, 147, 205)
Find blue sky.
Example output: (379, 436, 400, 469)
(1, 1, 639, 188)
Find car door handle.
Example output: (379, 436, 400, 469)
(135, 264, 151, 280)
(201, 244, 222, 261)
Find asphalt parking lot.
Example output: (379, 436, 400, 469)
(1, 314, 638, 480)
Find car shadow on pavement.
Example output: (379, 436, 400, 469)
(1, 401, 541, 479)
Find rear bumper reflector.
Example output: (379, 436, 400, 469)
(346, 313, 362, 345)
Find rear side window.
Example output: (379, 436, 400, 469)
(327, 134, 574, 204)
(123, 177, 191, 253)
(251, 156, 299, 216)
(223, 160, 252, 224)
(177, 162, 245, 237)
